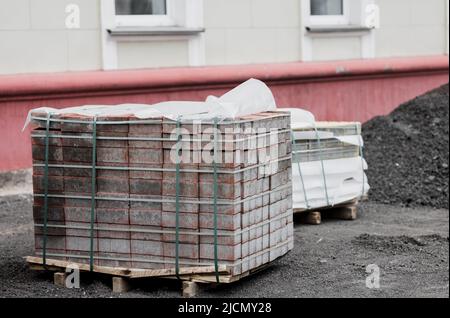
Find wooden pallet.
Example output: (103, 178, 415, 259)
(25, 256, 271, 297)
(293, 199, 359, 225)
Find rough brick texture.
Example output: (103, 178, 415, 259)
(30, 111, 293, 277)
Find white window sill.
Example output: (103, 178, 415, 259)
(306, 25, 373, 35)
(107, 26, 205, 37)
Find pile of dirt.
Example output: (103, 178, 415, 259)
(353, 234, 449, 254)
(362, 84, 449, 209)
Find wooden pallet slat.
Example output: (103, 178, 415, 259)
(25, 256, 230, 279)
(112, 277, 131, 293)
(297, 211, 321, 225)
(25, 256, 133, 277)
(182, 281, 200, 298)
(53, 272, 68, 288)
(293, 200, 359, 225)
(25, 256, 272, 297)
(327, 205, 357, 221)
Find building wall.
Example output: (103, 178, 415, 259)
(117, 40, 190, 69)
(0, 56, 448, 172)
(0, 0, 102, 74)
(303, 0, 449, 61)
(375, 0, 448, 58)
(0, 0, 448, 75)
(204, 0, 301, 65)
(311, 36, 362, 61)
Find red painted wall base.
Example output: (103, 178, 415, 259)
(0, 55, 448, 171)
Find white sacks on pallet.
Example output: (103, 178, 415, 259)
(280, 108, 370, 211)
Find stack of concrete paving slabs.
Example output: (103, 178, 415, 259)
(290, 121, 369, 211)
(293, 122, 362, 162)
(30, 109, 293, 278)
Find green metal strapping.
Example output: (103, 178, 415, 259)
(89, 116, 98, 272)
(31, 128, 290, 144)
(32, 114, 293, 275)
(213, 118, 220, 283)
(39, 237, 292, 268)
(291, 132, 310, 209)
(313, 126, 331, 207)
(31, 114, 289, 127)
(32, 155, 291, 175)
(35, 208, 292, 240)
(175, 119, 182, 279)
(42, 113, 51, 266)
(34, 183, 292, 206)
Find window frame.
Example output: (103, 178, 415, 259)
(114, 0, 176, 27)
(301, 0, 376, 62)
(100, 0, 206, 70)
(308, 0, 350, 26)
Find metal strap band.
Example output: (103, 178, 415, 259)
(35, 208, 293, 238)
(291, 132, 310, 209)
(30, 114, 289, 127)
(42, 113, 51, 266)
(32, 155, 291, 175)
(89, 116, 98, 272)
(213, 118, 220, 283)
(38, 238, 292, 268)
(175, 119, 182, 279)
(34, 183, 291, 206)
(313, 126, 331, 206)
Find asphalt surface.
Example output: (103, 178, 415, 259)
(0, 194, 447, 298)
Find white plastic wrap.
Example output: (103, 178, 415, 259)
(283, 108, 370, 210)
(24, 78, 276, 129)
(292, 157, 369, 209)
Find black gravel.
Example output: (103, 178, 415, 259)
(362, 84, 449, 209)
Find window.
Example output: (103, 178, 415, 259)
(311, 0, 343, 16)
(301, 0, 376, 61)
(114, 0, 174, 27)
(115, 0, 167, 15)
(309, 0, 349, 25)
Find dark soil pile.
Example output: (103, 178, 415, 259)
(353, 234, 448, 253)
(362, 84, 449, 209)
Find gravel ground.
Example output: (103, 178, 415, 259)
(363, 84, 449, 209)
(0, 194, 447, 298)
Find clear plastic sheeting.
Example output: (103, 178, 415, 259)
(278, 108, 316, 129)
(281, 108, 370, 211)
(24, 78, 277, 129)
(292, 157, 369, 209)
